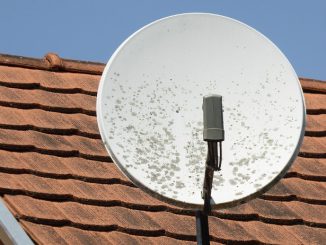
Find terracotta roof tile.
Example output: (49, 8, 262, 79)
(300, 136, 326, 158)
(20, 221, 199, 245)
(304, 93, 326, 114)
(0, 85, 96, 116)
(0, 65, 99, 95)
(0, 53, 325, 244)
(287, 157, 326, 181)
(306, 114, 326, 136)
(0, 129, 109, 162)
(0, 107, 100, 138)
(299, 78, 326, 93)
(0, 150, 130, 184)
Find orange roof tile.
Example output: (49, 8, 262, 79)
(0, 53, 325, 244)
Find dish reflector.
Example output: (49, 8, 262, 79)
(97, 13, 305, 209)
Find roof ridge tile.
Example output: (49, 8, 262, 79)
(0, 53, 104, 75)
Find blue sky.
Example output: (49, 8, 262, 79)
(1, 1, 325, 80)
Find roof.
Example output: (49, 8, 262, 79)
(0, 53, 325, 244)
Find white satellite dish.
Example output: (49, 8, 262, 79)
(97, 13, 305, 210)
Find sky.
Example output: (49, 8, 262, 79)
(1, 1, 325, 80)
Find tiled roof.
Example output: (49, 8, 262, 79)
(0, 53, 325, 244)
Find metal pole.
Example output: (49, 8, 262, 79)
(196, 210, 210, 245)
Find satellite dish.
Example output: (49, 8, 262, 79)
(97, 13, 305, 210)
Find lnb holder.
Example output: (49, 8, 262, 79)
(196, 94, 225, 245)
(202, 94, 224, 213)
